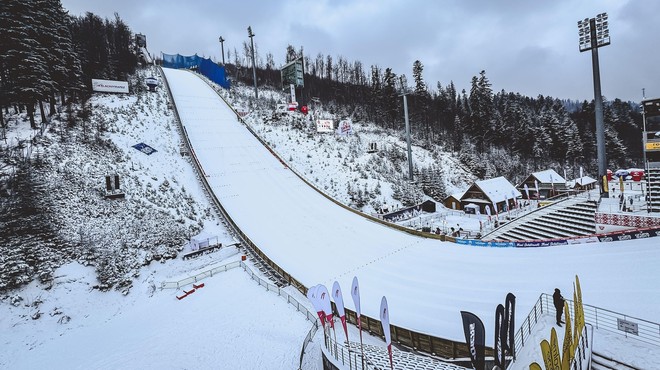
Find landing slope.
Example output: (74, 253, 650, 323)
(162, 67, 660, 345)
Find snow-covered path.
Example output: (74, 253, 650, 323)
(162, 67, 660, 346)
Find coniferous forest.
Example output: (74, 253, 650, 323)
(0, 0, 137, 128)
(2, 1, 643, 181)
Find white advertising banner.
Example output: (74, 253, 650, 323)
(316, 119, 334, 133)
(289, 84, 296, 103)
(317, 284, 334, 328)
(92, 79, 129, 93)
(306, 285, 325, 326)
(332, 281, 349, 341)
(337, 119, 353, 135)
(380, 296, 394, 369)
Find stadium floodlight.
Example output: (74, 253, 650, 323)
(247, 26, 258, 100)
(577, 12, 610, 198)
(396, 75, 413, 181)
(218, 36, 225, 65)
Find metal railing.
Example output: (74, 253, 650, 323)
(160, 260, 241, 289)
(511, 293, 659, 367)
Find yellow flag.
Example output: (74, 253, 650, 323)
(551, 328, 561, 370)
(562, 301, 573, 368)
(530, 362, 543, 370)
(540, 339, 553, 370)
(572, 291, 579, 351)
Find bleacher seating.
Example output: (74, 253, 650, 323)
(484, 196, 597, 241)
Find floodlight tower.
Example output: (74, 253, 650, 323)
(578, 12, 610, 198)
(218, 36, 225, 65)
(247, 26, 258, 100)
(397, 75, 414, 181)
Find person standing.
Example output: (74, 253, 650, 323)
(553, 288, 566, 326)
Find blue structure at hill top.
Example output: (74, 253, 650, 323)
(162, 53, 230, 89)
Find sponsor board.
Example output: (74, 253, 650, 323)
(515, 240, 568, 247)
(132, 142, 157, 155)
(92, 78, 129, 93)
(597, 227, 660, 242)
(316, 119, 334, 133)
(455, 239, 515, 248)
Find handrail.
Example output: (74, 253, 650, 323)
(510, 293, 660, 368)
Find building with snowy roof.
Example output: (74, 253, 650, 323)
(567, 176, 597, 191)
(458, 176, 521, 214)
(518, 169, 567, 199)
(442, 191, 465, 210)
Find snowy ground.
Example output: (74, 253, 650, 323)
(0, 247, 316, 369)
(2, 66, 659, 370)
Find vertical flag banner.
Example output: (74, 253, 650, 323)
(524, 184, 530, 199)
(534, 180, 540, 199)
(460, 311, 485, 370)
(380, 296, 393, 370)
(317, 284, 334, 329)
(511, 189, 518, 208)
(573, 290, 579, 348)
(494, 304, 505, 369)
(580, 166, 584, 182)
(562, 301, 573, 368)
(540, 339, 552, 370)
(486, 205, 492, 221)
(505, 293, 516, 358)
(351, 276, 365, 365)
(550, 327, 561, 370)
(306, 285, 326, 327)
(351, 277, 362, 336)
(332, 281, 349, 342)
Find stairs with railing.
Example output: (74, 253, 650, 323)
(483, 196, 597, 241)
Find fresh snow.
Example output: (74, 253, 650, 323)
(2, 65, 659, 370)
(162, 67, 660, 346)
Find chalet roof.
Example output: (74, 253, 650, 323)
(567, 176, 597, 187)
(472, 176, 521, 204)
(530, 169, 565, 184)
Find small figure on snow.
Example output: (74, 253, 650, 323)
(553, 288, 566, 326)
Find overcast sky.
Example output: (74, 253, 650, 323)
(60, 0, 659, 102)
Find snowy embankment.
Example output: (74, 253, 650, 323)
(1, 66, 316, 369)
(163, 67, 660, 351)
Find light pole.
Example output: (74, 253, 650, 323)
(398, 75, 413, 181)
(247, 26, 258, 100)
(218, 36, 225, 65)
(578, 12, 610, 198)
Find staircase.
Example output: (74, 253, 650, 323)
(483, 196, 597, 241)
(646, 166, 660, 213)
(591, 351, 641, 370)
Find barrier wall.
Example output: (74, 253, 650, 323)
(162, 53, 230, 89)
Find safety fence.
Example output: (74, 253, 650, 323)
(511, 293, 659, 368)
(160, 260, 241, 289)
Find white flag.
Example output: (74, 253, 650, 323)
(534, 180, 540, 199)
(317, 284, 334, 329)
(380, 296, 394, 370)
(351, 276, 361, 318)
(306, 285, 325, 326)
(332, 281, 349, 342)
(524, 184, 530, 199)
